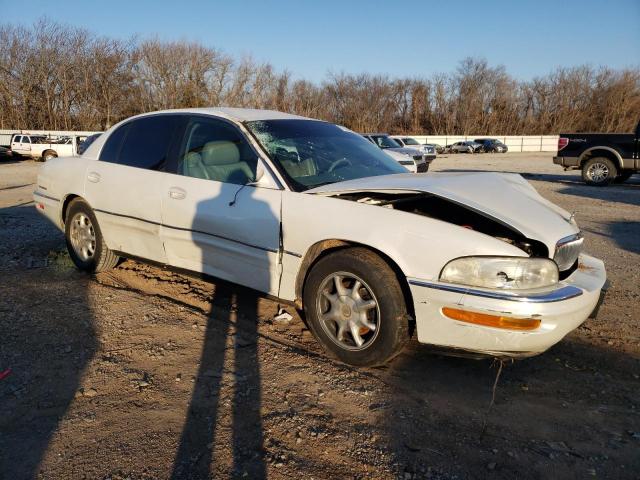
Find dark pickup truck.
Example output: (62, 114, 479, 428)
(553, 120, 640, 186)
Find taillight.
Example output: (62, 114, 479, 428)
(558, 137, 569, 151)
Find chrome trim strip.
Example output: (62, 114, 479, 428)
(94, 208, 278, 254)
(407, 278, 583, 303)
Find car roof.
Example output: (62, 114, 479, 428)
(362, 133, 390, 136)
(130, 107, 312, 123)
(81, 108, 318, 160)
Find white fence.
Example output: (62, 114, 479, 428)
(410, 135, 559, 152)
(0, 129, 100, 147)
(1, 128, 559, 153)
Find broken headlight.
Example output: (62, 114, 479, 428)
(440, 257, 559, 290)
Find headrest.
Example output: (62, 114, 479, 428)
(201, 141, 240, 166)
(184, 151, 202, 164)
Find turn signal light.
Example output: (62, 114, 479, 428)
(442, 307, 541, 331)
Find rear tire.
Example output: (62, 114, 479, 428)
(582, 157, 617, 186)
(303, 247, 410, 366)
(42, 150, 57, 161)
(65, 198, 119, 272)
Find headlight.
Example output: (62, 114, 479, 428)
(440, 257, 559, 290)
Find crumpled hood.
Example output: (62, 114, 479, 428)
(307, 172, 578, 255)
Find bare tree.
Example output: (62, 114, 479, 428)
(1, 19, 638, 135)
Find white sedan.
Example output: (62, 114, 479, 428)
(34, 108, 608, 366)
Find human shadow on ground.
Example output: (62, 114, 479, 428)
(170, 165, 277, 478)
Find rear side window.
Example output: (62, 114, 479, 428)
(23, 136, 31, 144)
(100, 115, 180, 170)
(100, 123, 130, 163)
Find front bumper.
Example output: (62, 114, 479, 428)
(408, 254, 607, 357)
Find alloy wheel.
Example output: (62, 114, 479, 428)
(69, 212, 96, 261)
(315, 272, 380, 351)
(587, 162, 609, 183)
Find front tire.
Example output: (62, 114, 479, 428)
(65, 198, 119, 272)
(303, 247, 410, 366)
(582, 157, 617, 186)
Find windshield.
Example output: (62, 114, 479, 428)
(402, 138, 420, 146)
(369, 135, 401, 149)
(246, 120, 407, 191)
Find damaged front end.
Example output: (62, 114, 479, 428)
(328, 189, 581, 280)
(308, 173, 606, 357)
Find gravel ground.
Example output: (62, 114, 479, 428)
(0, 153, 638, 480)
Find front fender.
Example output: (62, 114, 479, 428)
(279, 190, 525, 302)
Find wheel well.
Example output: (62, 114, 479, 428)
(294, 239, 416, 323)
(61, 194, 81, 224)
(580, 149, 621, 170)
(42, 149, 57, 157)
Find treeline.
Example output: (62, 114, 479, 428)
(1, 19, 638, 134)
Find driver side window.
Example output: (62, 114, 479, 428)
(178, 117, 258, 186)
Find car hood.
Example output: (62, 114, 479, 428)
(385, 147, 422, 156)
(307, 172, 578, 254)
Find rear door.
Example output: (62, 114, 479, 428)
(161, 114, 282, 296)
(83, 114, 182, 263)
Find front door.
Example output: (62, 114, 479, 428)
(161, 115, 282, 296)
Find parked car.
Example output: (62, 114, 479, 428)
(77, 133, 102, 155)
(474, 138, 508, 153)
(553, 120, 640, 186)
(34, 108, 607, 366)
(10, 134, 85, 161)
(361, 133, 432, 172)
(390, 136, 438, 157)
(446, 141, 481, 154)
(431, 143, 445, 154)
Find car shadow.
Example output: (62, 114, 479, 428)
(556, 183, 640, 208)
(378, 336, 640, 478)
(0, 204, 97, 480)
(436, 168, 640, 188)
(581, 221, 640, 256)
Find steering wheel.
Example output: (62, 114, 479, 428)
(328, 158, 352, 173)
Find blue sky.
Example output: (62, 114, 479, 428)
(2, 0, 638, 81)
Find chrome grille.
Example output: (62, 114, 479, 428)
(554, 233, 583, 271)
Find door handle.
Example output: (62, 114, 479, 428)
(87, 172, 101, 183)
(168, 187, 186, 200)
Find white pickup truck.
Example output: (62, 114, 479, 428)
(10, 134, 87, 161)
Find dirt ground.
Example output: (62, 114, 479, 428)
(1, 152, 639, 480)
